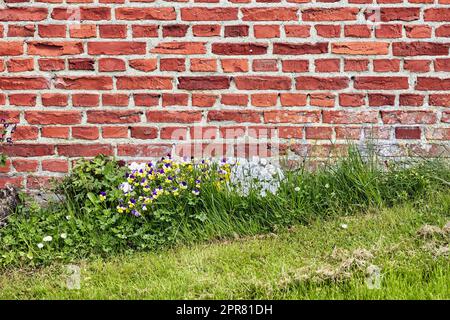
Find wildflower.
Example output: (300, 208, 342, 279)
(119, 182, 133, 193)
(131, 209, 141, 217)
(325, 183, 330, 189)
(294, 187, 300, 192)
(180, 181, 188, 189)
(117, 205, 125, 213)
(128, 162, 146, 172)
(60, 233, 67, 239)
(142, 205, 147, 211)
(340, 224, 348, 229)
(165, 176, 173, 184)
(128, 198, 136, 208)
(192, 189, 200, 196)
(37, 243, 44, 249)
(99, 191, 106, 201)
(43, 236, 52, 242)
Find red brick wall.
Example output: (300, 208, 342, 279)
(0, 2, 449, 189)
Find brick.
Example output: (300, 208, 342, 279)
(404, 60, 430, 72)
(221, 59, 249, 72)
(282, 60, 309, 72)
(242, 8, 298, 21)
(160, 58, 185, 71)
(381, 111, 437, 124)
(0, 41, 23, 56)
(306, 127, 333, 140)
(147, 111, 202, 123)
(208, 111, 260, 123)
(254, 25, 280, 38)
(57, 144, 114, 157)
(39, 58, 64, 71)
(415, 77, 450, 91)
(379, 8, 420, 21)
(264, 111, 320, 123)
(28, 41, 83, 56)
(393, 42, 449, 56)
(323, 111, 378, 124)
(7, 25, 35, 37)
(332, 42, 389, 55)
(102, 126, 128, 138)
(192, 94, 217, 107)
(42, 160, 69, 173)
(302, 8, 359, 21)
(181, 8, 238, 21)
(178, 76, 230, 90)
(190, 59, 217, 72)
(162, 93, 188, 106)
(72, 127, 100, 140)
(25, 111, 81, 125)
(221, 94, 248, 106)
(130, 127, 158, 139)
(280, 93, 307, 106)
(99, 58, 125, 72)
(87, 110, 142, 123)
(296, 77, 349, 90)
(117, 77, 172, 90)
(424, 8, 450, 22)
(273, 42, 328, 55)
(116, 8, 176, 20)
(88, 42, 146, 55)
(0, 8, 48, 21)
(0, 77, 49, 90)
(42, 127, 69, 139)
(10, 94, 36, 106)
(102, 94, 129, 107)
(235, 76, 291, 90)
(129, 59, 158, 72)
(41, 93, 68, 107)
(151, 42, 206, 54)
(212, 43, 267, 55)
(315, 25, 340, 38)
(13, 159, 39, 172)
(193, 25, 220, 37)
(285, 25, 310, 38)
(354, 77, 409, 90)
(55, 76, 112, 90)
(117, 144, 172, 157)
(7, 59, 34, 72)
(73, 94, 99, 107)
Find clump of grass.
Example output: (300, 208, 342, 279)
(0, 146, 448, 268)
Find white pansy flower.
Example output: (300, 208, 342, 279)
(340, 224, 348, 229)
(119, 182, 133, 193)
(128, 162, 146, 172)
(37, 243, 44, 249)
(294, 187, 300, 192)
(60, 233, 67, 239)
(43, 236, 52, 242)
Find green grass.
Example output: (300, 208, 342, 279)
(1, 191, 448, 300)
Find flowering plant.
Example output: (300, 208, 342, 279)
(229, 157, 284, 197)
(113, 157, 232, 218)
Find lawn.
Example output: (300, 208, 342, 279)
(1, 191, 448, 300)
